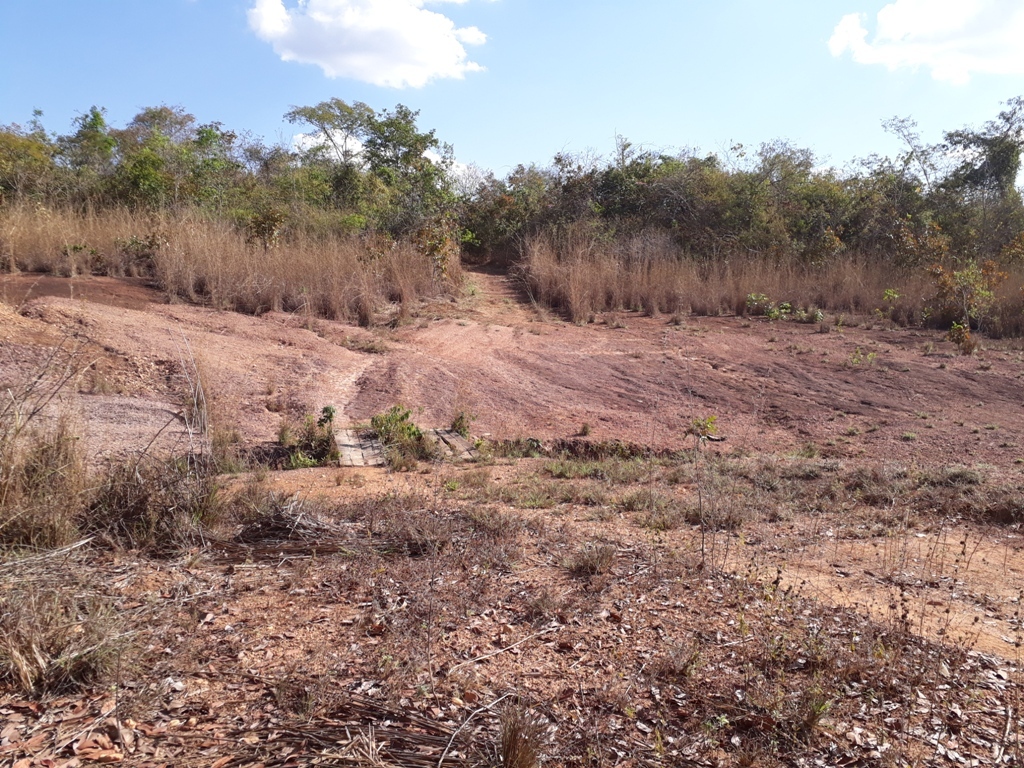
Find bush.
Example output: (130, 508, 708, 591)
(450, 409, 475, 438)
(370, 406, 437, 469)
(279, 406, 339, 469)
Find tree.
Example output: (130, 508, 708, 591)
(0, 124, 55, 201)
(285, 98, 453, 233)
(936, 97, 1024, 258)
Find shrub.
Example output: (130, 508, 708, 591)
(450, 409, 475, 438)
(929, 259, 1008, 331)
(279, 406, 339, 469)
(948, 321, 978, 355)
(370, 406, 437, 469)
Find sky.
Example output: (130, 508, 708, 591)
(3, 0, 1024, 177)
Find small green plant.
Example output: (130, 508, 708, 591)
(745, 293, 772, 316)
(372, 405, 422, 445)
(317, 405, 336, 427)
(746, 293, 803, 321)
(948, 321, 978, 355)
(287, 450, 319, 469)
(848, 347, 877, 366)
(766, 301, 792, 321)
(450, 409, 475, 438)
(689, 415, 718, 442)
(371, 406, 436, 469)
(793, 307, 824, 324)
(278, 406, 338, 469)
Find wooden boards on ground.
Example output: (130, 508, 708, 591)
(335, 429, 386, 467)
(431, 429, 478, 460)
(334, 427, 479, 467)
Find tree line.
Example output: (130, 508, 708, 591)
(3, 97, 1024, 270)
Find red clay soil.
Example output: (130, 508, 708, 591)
(352, 269, 1024, 469)
(4, 268, 1024, 766)
(5, 269, 1023, 468)
(3, 268, 1024, 658)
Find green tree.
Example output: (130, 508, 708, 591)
(0, 123, 56, 201)
(55, 107, 116, 204)
(936, 97, 1024, 258)
(285, 99, 453, 233)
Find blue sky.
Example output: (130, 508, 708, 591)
(3, 0, 1024, 176)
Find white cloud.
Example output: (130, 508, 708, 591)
(828, 0, 1024, 84)
(248, 0, 488, 88)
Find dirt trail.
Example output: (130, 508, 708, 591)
(352, 267, 1024, 468)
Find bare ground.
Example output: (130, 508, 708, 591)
(2, 268, 1024, 766)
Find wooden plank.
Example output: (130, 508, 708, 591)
(361, 438, 386, 467)
(432, 429, 479, 460)
(335, 429, 363, 467)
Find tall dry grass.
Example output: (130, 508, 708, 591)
(0, 342, 88, 549)
(0, 341, 222, 555)
(522, 227, 1024, 335)
(0, 206, 462, 324)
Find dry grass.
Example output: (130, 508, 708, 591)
(0, 411, 87, 549)
(85, 455, 221, 554)
(0, 342, 90, 550)
(0, 586, 123, 695)
(567, 540, 616, 578)
(0, 336, 223, 556)
(0, 205, 462, 324)
(498, 704, 545, 768)
(523, 227, 1024, 334)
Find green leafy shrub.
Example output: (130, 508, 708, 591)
(948, 321, 978, 355)
(450, 409, 475, 438)
(279, 406, 338, 469)
(930, 259, 1008, 331)
(370, 406, 437, 469)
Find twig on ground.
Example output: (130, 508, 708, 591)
(447, 626, 559, 675)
